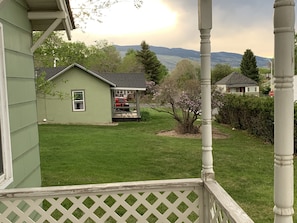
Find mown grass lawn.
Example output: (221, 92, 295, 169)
(38, 108, 297, 223)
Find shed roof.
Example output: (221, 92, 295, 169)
(36, 63, 146, 90)
(99, 73, 147, 90)
(36, 63, 116, 87)
(215, 72, 258, 87)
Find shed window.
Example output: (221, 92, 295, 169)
(0, 23, 13, 188)
(72, 90, 85, 111)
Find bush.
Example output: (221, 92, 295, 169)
(216, 95, 274, 143)
(140, 111, 151, 121)
(216, 95, 297, 154)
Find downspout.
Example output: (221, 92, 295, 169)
(273, 0, 295, 222)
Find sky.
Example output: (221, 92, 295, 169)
(69, 0, 297, 58)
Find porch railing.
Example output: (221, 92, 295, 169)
(0, 178, 253, 223)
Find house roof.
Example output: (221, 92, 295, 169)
(36, 63, 146, 90)
(24, 0, 75, 52)
(99, 73, 147, 91)
(215, 72, 258, 87)
(36, 63, 116, 87)
(26, 0, 75, 33)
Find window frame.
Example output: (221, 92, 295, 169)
(0, 23, 13, 188)
(72, 90, 85, 112)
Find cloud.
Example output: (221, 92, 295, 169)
(70, 0, 296, 57)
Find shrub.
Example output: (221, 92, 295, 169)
(216, 95, 274, 143)
(140, 111, 151, 121)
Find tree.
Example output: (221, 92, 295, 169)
(154, 77, 202, 134)
(171, 59, 200, 87)
(117, 49, 144, 73)
(33, 32, 65, 67)
(33, 34, 121, 72)
(86, 41, 121, 72)
(211, 64, 233, 84)
(153, 58, 221, 134)
(240, 49, 260, 83)
(152, 60, 201, 134)
(33, 32, 90, 67)
(55, 41, 89, 66)
(136, 41, 168, 84)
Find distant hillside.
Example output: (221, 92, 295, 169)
(114, 45, 270, 71)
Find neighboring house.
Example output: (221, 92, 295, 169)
(36, 63, 146, 124)
(215, 72, 259, 96)
(0, 0, 74, 189)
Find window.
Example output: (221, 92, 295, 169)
(0, 23, 13, 188)
(72, 90, 85, 111)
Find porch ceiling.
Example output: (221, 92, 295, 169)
(26, 0, 75, 34)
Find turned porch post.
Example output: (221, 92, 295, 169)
(273, 0, 295, 222)
(198, 0, 214, 181)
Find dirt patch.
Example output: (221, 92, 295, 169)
(157, 127, 229, 139)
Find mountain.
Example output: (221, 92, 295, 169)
(114, 45, 271, 71)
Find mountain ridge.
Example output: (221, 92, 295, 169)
(114, 45, 270, 71)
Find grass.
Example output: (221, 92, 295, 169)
(38, 108, 297, 223)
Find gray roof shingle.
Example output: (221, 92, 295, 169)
(98, 73, 146, 90)
(215, 72, 258, 87)
(35, 63, 146, 90)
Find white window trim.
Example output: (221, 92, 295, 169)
(0, 23, 13, 189)
(72, 90, 85, 112)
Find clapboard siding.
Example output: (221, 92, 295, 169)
(9, 102, 38, 133)
(5, 50, 34, 79)
(11, 145, 40, 188)
(7, 78, 36, 105)
(38, 67, 113, 124)
(0, 0, 41, 188)
(10, 124, 39, 160)
(0, 0, 31, 32)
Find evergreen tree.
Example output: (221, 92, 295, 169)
(240, 49, 260, 83)
(136, 41, 168, 84)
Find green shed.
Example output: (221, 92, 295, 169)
(36, 63, 146, 124)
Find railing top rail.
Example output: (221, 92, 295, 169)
(205, 180, 254, 223)
(0, 178, 203, 199)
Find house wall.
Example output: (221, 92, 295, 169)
(217, 84, 259, 96)
(245, 86, 259, 94)
(37, 67, 113, 125)
(0, 0, 41, 188)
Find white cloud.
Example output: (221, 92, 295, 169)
(69, 0, 296, 57)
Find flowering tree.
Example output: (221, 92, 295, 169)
(153, 78, 202, 134)
(152, 59, 222, 134)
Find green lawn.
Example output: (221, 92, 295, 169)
(38, 108, 297, 222)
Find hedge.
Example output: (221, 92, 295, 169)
(215, 94, 297, 153)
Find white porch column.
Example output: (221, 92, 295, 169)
(198, 0, 214, 181)
(273, 0, 295, 222)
